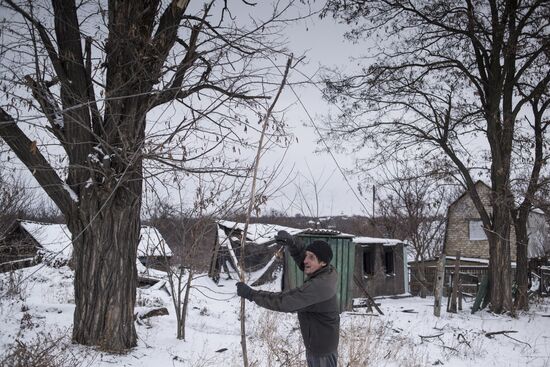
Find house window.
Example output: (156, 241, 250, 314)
(363, 249, 375, 276)
(469, 220, 487, 240)
(384, 248, 395, 275)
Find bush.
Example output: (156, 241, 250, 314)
(0, 332, 83, 367)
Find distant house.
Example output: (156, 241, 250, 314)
(209, 220, 408, 310)
(409, 181, 550, 295)
(444, 181, 549, 261)
(0, 220, 172, 273)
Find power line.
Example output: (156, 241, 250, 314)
(271, 59, 374, 220)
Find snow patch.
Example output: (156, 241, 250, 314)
(353, 236, 404, 246)
(62, 182, 78, 202)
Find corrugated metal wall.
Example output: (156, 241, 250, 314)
(284, 233, 355, 312)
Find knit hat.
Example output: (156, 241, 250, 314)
(305, 240, 333, 265)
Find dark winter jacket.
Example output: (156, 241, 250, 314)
(248, 245, 340, 356)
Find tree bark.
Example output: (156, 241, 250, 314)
(513, 217, 529, 311)
(487, 199, 513, 313)
(448, 252, 461, 313)
(70, 173, 142, 350)
(510, 95, 548, 312)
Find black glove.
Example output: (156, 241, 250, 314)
(236, 282, 253, 300)
(275, 230, 294, 247)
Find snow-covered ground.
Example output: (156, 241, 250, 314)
(1, 264, 549, 367)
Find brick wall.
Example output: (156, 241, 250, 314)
(445, 182, 517, 261)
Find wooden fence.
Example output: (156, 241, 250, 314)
(411, 263, 550, 297)
(409, 265, 489, 296)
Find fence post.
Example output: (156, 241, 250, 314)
(448, 251, 461, 313)
(434, 255, 446, 317)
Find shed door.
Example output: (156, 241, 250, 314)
(284, 235, 355, 312)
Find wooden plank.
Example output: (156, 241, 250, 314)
(335, 239, 341, 311)
(353, 274, 384, 315)
(471, 274, 489, 314)
(334, 239, 341, 310)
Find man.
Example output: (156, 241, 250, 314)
(236, 231, 340, 367)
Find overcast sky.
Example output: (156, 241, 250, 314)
(257, 3, 375, 217)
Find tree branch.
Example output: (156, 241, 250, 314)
(4, 0, 69, 85)
(150, 0, 192, 70)
(0, 108, 75, 214)
(23, 75, 66, 145)
(85, 36, 103, 137)
(152, 83, 269, 108)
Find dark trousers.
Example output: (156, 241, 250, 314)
(306, 351, 338, 367)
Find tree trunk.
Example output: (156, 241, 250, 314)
(487, 203, 513, 314)
(513, 218, 529, 311)
(70, 179, 142, 350)
(179, 269, 193, 340)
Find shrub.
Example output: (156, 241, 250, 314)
(0, 332, 84, 367)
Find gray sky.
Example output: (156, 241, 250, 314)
(258, 3, 374, 217)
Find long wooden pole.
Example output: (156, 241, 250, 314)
(239, 57, 292, 367)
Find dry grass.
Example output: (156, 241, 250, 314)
(247, 311, 428, 367)
(338, 317, 427, 367)
(0, 331, 90, 367)
(244, 310, 504, 366)
(248, 310, 305, 367)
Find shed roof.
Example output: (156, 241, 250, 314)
(218, 220, 402, 247)
(353, 236, 404, 246)
(20, 221, 72, 259)
(18, 220, 171, 258)
(138, 226, 172, 257)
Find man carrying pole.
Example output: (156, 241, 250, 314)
(236, 231, 340, 367)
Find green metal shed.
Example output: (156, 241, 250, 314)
(283, 229, 355, 312)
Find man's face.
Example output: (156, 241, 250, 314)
(303, 250, 326, 275)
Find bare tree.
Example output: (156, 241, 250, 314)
(510, 85, 550, 310)
(321, 0, 550, 313)
(145, 171, 251, 341)
(159, 210, 214, 341)
(375, 164, 452, 298)
(0, 0, 292, 350)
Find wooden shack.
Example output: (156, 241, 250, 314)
(352, 236, 409, 298)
